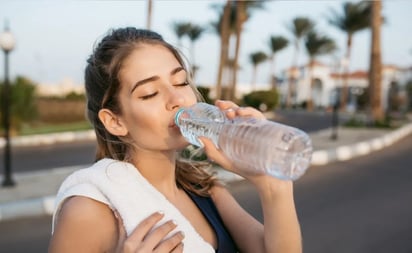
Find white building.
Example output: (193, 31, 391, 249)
(277, 61, 412, 111)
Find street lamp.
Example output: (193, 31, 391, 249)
(330, 88, 339, 140)
(0, 22, 16, 187)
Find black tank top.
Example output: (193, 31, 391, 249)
(186, 191, 238, 253)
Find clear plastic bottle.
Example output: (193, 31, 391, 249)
(174, 102, 313, 180)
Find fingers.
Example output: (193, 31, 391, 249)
(121, 211, 185, 253)
(169, 242, 184, 253)
(127, 211, 165, 244)
(199, 137, 233, 172)
(145, 220, 182, 251)
(154, 230, 185, 252)
(215, 100, 266, 120)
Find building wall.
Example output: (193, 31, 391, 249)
(279, 62, 411, 110)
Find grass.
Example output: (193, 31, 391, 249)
(19, 121, 93, 136)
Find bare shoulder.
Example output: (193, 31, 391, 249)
(49, 196, 118, 253)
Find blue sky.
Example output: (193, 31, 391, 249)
(1, 0, 411, 88)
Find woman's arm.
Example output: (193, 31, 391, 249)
(252, 176, 302, 253)
(210, 185, 265, 253)
(49, 196, 119, 253)
(202, 100, 302, 253)
(210, 177, 301, 253)
(49, 196, 185, 253)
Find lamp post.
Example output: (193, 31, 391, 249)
(0, 22, 16, 187)
(330, 88, 339, 140)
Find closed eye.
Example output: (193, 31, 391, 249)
(139, 92, 158, 100)
(139, 82, 188, 100)
(174, 81, 190, 87)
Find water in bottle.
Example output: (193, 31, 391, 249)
(174, 102, 313, 180)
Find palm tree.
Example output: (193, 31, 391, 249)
(186, 24, 205, 82)
(286, 17, 315, 107)
(212, 0, 233, 100)
(172, 21, 191, 48)
(369, 0, 384, 122)
(304, 31, 336, 110)
(146, 0, 153, 30)
(268, 35, 289, 89)
(329, 1, 371, 111)
(230, 1, 264, 100)
(249, 51, 268, 91)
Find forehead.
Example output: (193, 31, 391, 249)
(121, 44, 180, 74)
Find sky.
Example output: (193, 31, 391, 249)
(1, 0, 412, 89)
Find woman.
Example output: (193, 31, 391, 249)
(49, 27, 302, 253)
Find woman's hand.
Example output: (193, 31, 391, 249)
(199, 100, 293, 189)
(115, 211, 184, 253)
(198, 100, 266, 178)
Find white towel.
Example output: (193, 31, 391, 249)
(53, 158, 214, 253)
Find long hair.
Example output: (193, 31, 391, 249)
(85, 27, 219, 196)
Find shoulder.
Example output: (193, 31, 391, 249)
(49, 196, 119, 253)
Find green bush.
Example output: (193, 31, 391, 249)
(242, 89, 279, 111)
(0, 76, 38, 132)
(196, 86, 213, 104)
(65, 91, 85, 101)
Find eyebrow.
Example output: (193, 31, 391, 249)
(130, 66, 185, 94)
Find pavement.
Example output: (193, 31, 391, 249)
(1, 116, 412, 222)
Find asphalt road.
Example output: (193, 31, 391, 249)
(3, 110, 333, 174)
(0, 133, 411, 253)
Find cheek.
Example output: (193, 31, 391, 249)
(128, 110, 159, 136)
(185, 88, 198, 104)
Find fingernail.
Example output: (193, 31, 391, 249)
(157, 210, 165, 216)
(197, 138, 204, 148)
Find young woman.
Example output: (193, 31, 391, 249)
(49, 27, 302, 253)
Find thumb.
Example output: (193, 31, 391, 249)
(198, 137, 232, 171)
(198, 137, 219, 158)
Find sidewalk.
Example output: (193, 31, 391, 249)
(1, 122, 412, 222)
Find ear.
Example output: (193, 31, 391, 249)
(98, 109, 128, 137)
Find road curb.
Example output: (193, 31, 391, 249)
(0, 130, 96, 148)
(311, 123, 412, 165)
(0, 195, 54, 221)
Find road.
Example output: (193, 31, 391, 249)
(2, 110, 333, 174)
(0, 132, 411, 253)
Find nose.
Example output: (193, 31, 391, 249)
(166, 87, 185, 111)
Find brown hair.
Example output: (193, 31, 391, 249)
(85, 27, 219, 196)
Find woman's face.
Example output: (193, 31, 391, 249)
(116, 44, 197, 153)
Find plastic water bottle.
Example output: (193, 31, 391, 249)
(174, 102, 313, 180)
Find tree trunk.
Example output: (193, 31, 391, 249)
(307, 60, 315, 111)
(229, 2, 246, 101)
(215, 0, 231, 100)
(190, 42, 196, 82)
(340, 34, 352, 111)
(146, 0, 153, 30)
(369, 0, 384, 122)
(287, 39, 300, 108)
(270, 54, 277, 89)
(251, 66, 257, 92)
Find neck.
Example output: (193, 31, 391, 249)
(131, 150, 180, 198)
